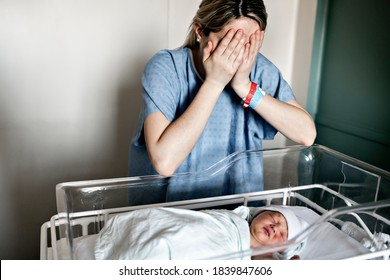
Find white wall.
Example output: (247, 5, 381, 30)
(0, 0, 316, 259)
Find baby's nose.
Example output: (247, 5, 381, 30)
(271, 224, 282, 235)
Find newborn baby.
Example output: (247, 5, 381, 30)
(94, 205, 308, 260)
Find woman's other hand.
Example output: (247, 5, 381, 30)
(231, 29, 264, 98)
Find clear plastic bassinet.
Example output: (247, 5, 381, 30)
(40, 145, 390, 260)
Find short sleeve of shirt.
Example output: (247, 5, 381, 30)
(142, 50, 182, 122)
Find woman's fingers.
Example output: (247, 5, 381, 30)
(248, 30, 264, 59)
(238, 30, 262, 70)
(214, 29, 245, 61)
(202, 41, 213, 63)
(232, 45, 245, 69)
(242, 42, 251, 63)
(224, 30, 245, 61)
(246, 30, 259, 61)
(213, 29, 236, 56)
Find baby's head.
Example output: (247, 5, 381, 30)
(249, 205, 306, 248)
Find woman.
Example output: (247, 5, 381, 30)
(128, 0, 316, 200)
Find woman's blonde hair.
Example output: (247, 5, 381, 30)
(183, 0, 267, 48)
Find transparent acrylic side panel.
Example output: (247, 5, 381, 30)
(56, 149, 269, 214)
(53, 145, 390, 259)
(262, 145, 390, 204)
(301, 145, 390, 204)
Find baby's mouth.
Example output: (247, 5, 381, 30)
(264, 227, 271, 238)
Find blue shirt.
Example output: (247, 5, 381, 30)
(128, 47, 295, 201)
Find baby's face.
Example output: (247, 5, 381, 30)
(250, 210, 288, 247)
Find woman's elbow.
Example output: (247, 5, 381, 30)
(151, 157, 177, 177)
(301, 125, 317, 146)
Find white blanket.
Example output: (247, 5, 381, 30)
(94, 207, 250, 260)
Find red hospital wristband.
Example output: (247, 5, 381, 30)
(243, 82, 257, 108)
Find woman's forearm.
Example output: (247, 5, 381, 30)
(254, 95, 316, 146)
(144, 80, 224, 176)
